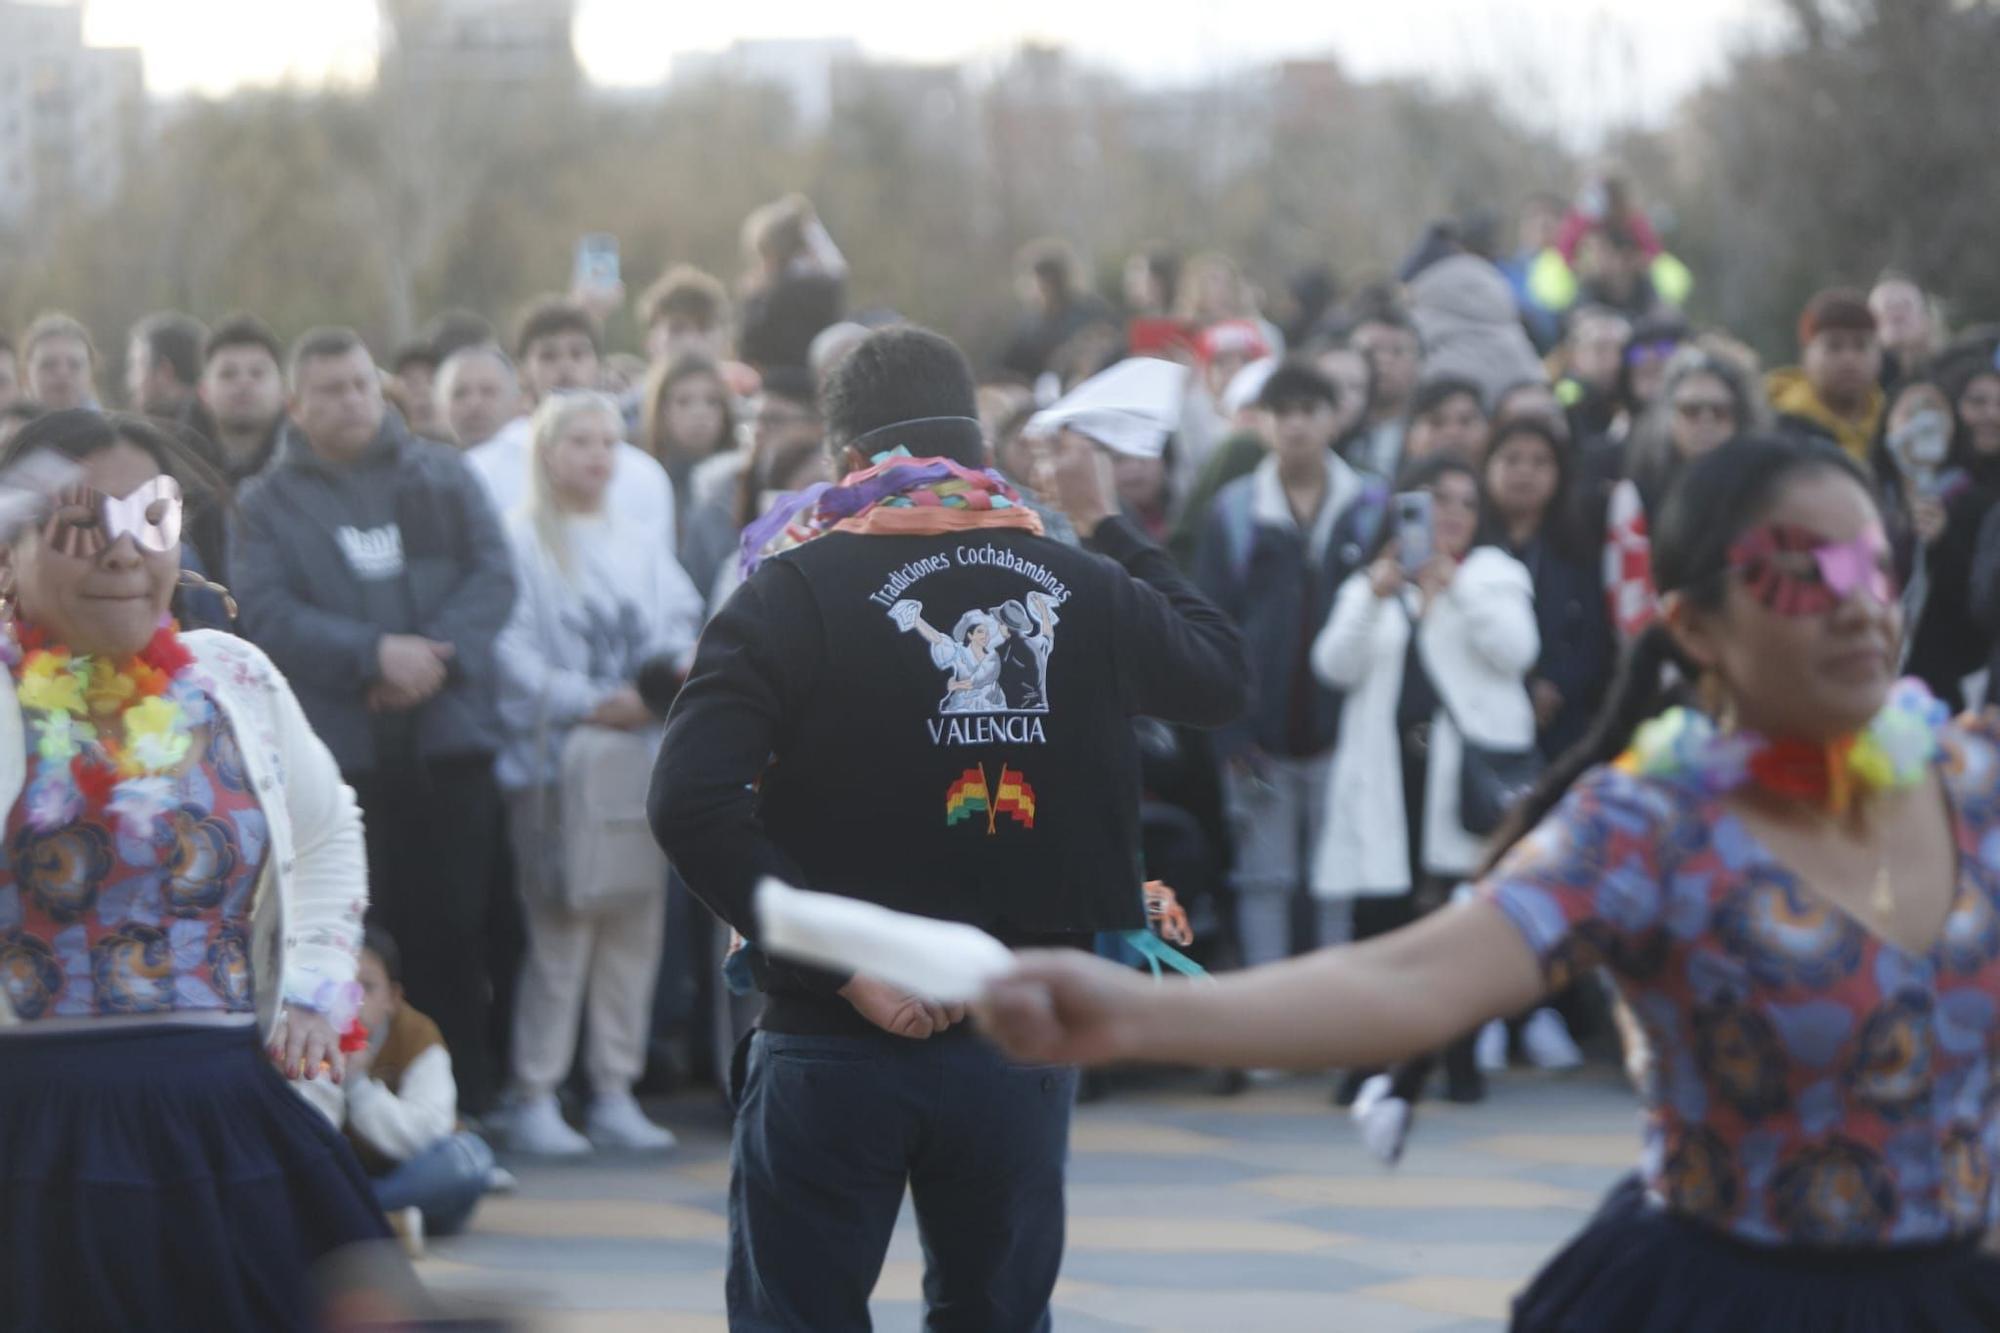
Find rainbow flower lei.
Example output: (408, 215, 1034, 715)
(4, 617, 202, 835)
(1615, 678, 1947, 814)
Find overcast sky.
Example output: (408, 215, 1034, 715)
(79, 0, 1783, 141)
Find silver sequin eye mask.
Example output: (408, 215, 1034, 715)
(44, 476, 184, 557)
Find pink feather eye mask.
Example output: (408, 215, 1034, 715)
(43, 476, 184, 558)
(1726, 522, 1897, 616)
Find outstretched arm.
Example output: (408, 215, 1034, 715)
(976, 899, 1546, 1070)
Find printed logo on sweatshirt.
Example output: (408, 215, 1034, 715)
(944, 764, 1036, 833)
(336, 524, 406, 581)
(873, 544, 1068, 747)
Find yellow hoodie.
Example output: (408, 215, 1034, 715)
(1766, 367, 1885, 464)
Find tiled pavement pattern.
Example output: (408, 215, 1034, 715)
(419, 1067, 1638, 1331)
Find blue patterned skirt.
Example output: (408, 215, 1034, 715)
(1514, 1174, 2000, 1332)
(0, 1023, 392, 1331)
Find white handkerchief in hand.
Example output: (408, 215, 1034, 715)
(754, 879, 1017, 1003)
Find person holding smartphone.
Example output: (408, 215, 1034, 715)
(1308, 456, 1537, 1101)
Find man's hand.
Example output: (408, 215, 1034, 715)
(1368, 551, 1405, 600)
(1414, 555, 1459, 614)
(571, 279, 627, 325)
(367, 683, 425, 713)
(839, 975, 965, 1040)
(1531, 679, 1564, 729)
(1912, 495, 1948, 546)
(376, 635, 453, 706)
(1036, 428, 1116, 540)
(587, 686, 655, 731)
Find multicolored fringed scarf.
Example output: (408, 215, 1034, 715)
(739, 450, 1043, 576)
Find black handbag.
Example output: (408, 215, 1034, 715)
(1404, 602, 1543, 837)
(1450, 731, 1544, 837)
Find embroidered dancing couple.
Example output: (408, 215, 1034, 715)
(890, 589, 1059, 715)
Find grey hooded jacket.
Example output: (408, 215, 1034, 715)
(231, 415, 517, 776)
(1408, 254, 1545, 409)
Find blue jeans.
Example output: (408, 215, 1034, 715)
(372, 1131, 494, 1237)
(728, 1030, 1077, 1331)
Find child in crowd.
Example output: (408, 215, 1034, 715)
(343, 926, 505, 1251)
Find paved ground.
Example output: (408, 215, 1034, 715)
(416, 1065, 1639, 1332)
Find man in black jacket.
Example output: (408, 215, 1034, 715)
(233, 327, 516, 1113)
(650, 327, 1246, 1331)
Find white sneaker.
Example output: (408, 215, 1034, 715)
(587, 1092, 679, 1152)
(508, 1094, 592, 1157)
(1475, 1018, 1509, 1072)
(484, 1165, 521, 1195)
(1350, 1074, 1411, 1165)
(1521, 1008, 1585, 1070)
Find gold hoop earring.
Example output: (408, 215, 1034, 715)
(176, 568, 239, 622)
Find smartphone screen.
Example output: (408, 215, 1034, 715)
(573, 232, 620, 291)
(1394, 491, 1433, 575)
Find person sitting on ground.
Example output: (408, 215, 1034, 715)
(343, 925, 500, 1250)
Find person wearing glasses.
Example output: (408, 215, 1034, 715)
(1603, 349, 1762, 641)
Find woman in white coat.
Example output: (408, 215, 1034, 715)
(1310, 455, 1538, 1104)
(495, 392, 703, 1157)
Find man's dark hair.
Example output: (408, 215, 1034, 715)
(363, 923, 404, 986)
(1257, 361, 1340, 414)
(821, 326, 981, 467)
(131, 312, 208, 388)
(759, 365, 819, 412)
(1134, 242, 1181, 310)
(1410, 373, 1486, 421)
(424, 308, 496, 363)
(514, 296, 603, 361)
(638, 264, 730, 331)
(287, 326, 369, 390)
(203, 314, 283, 369)
(391, 340, 439, 376)
(1018, 238, 1080, 299)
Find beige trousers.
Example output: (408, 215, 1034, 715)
(507, 789, 668, 1100)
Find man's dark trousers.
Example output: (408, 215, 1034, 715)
(726, 1028, 1078, 1331)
